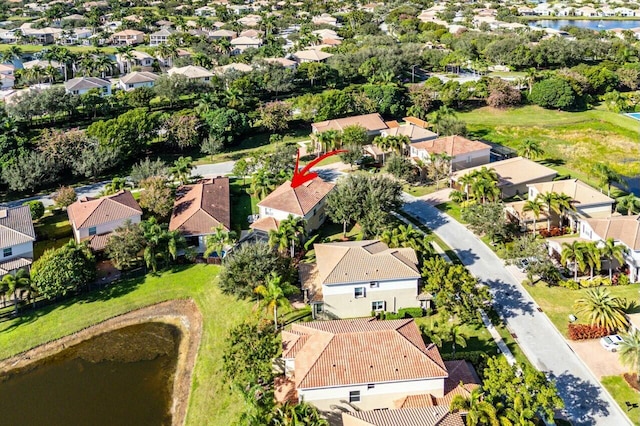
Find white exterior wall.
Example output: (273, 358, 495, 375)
(74, 215, 141, 241)
(299, 377, 445, 411)
(577, 204, 613, 219)
(258, 200, 328, 232)
(451, 149, 491, 171)
(1, 241, 34, 261)
(580, 221, 640, 282)
(119, 80, 155, 91)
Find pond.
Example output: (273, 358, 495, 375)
(0, 322, 179, 426)
(532, 19, 640, 31)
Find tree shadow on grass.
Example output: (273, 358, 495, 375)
(539, 158, 566, 167)
(551, 371, 610, 426)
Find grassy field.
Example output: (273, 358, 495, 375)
(523, 282, 640, 337)
(602, 375, 640, 426)
(0, 264, 254, 426)
(459, 105, 640, 189)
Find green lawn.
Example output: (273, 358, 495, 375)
(33, 211, 74, 259)
(403, 183, 438, 197)
(602, 375, 640, 426)
(0, 265, 254, 426)
(523, 282, 640, 338)
(435, 201, 466, 223)
(229, 178, 258, 233)
(0, 44, 117, 54)
(459, 105, 640, 182)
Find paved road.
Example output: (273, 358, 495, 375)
(192, 161, 235, 178)
(402, 196, 631, 426)
(2, 180, 111, 208)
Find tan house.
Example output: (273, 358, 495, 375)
(67, 191, 142, 251)
(292, 49, 333, 63)
(380, 120, 438, 144)
(230, 36, 263, 54)
(279, 318, 480, 415)
(409, 135, 491, 171)
(169, 178, 231, 253)
(167, 65, 214, 82)
(451, 156, 558, 199)
(250, 178, 334, 234)
(110, 29, 145, 45)
(312, 113, 388, 136)
(0, 206, 36, 279)
(300, 240, 423, 319)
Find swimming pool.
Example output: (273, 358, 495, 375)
(626, 113, 640, 121)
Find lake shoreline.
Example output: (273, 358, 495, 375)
(0, 299, 203, 426)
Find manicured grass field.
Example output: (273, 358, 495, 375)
(403, 183, 438, 197)
(523, 282, 640, 338)
(435, 201, 466, 223)
(0, 265, 254, 426)
(459, 105, 640, 183)
(601, 375, 640, 426)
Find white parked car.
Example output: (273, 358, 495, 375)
(600, 334, 623, 352)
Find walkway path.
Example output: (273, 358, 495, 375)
(402, 195, 631, 426)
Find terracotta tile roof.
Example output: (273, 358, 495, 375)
(410, 135, 490, 157)
(249, 216, 280, 233)
(312, 113, 388, 133)
(585, 215, 640, 250)
(282, 330, 311, 358)
(258, 178, 334, 217)
(299, 263, 323, 302)
(452, 157, 557, 188)
(0, 205, 36, 248)
(385, 120, 399, 128)
(288, 318, 447, 389)
(67, 191, 142, 230)
(404, 116, 429, 128)
(343, 406, 464, 426)
(528, 179, 614, 207)
(314, 240, 420, 285)
(81, 234, 111, 251)
(169, 178, 230, 236)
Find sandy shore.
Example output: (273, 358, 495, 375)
(0, 299, 203, 426)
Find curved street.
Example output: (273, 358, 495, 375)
(403, 196, 631, 426)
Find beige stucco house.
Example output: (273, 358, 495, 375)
(409, 135, 491, 171)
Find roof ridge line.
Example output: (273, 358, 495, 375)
(396, 323, 448, 375)
(296, 334, 335, 388)
(0, 223, 34, 241)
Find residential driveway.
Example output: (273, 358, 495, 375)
(569, 340, 627, 379)
(402, 196, 631, 426)
(418, 188, 453, 205)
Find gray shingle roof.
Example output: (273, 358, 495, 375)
(0, 205, 36, 249)
(64, 77, 110, 91)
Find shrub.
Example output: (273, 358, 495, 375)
(567, 323, 609, 340)
(23, 200, 45, 221)
(617, 273, 630, 286)
(559, 279, 580, 290)
(397, 307, 424, 318)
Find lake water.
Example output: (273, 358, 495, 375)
(0, 322, 179, 426)
(532, 19, 640, 31)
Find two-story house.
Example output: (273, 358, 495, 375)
(409, 135, 491, 172)
(300, 240, 423, 319)
(312, 113, 389, 136)
(0, 206, 36, 279)
(118, 71, 159, 91)
(67, 191, 142, 251)
(169, 178, 231, 253)
(230, 36, 263, 54)
(116, 50, 154, 74)
(110, 29, 145, 45)
(149, 28, 175, 46)
(64, 77, 111, 96)
(0, 64, 15, 90)
(249, 177, 335, 236)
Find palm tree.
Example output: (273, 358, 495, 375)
(539, 191, 569, 231)
(103, 177, 128, 195)
(450, 388, 499, 426)
(457, 172, 475, 201)
(525, 67, 538, 95)
(429, 322, 468, 357)
(600, 238, 627, 280)
(617, 193, 640, 215)
(204, 224, 237, 258)
(2, 269, 30, 315)
(271, 400, 329, 426)
(619, 330, 640, 387)
(574, 287, 628, 332)
(254, 272, 291, 328)
(192, 52, 212, 68)
(592, 163, 626, 197)
(94, 54, 115, 79)
(116, 45, 135, 74)
(582, 241, 602, 279)
(269, 215, 306, 257)
(251, 168, 276, 199)
(142, 217, 165, 272)
(561, 240, 587, 281)
(2, 45, 23, 63)
(155, 43, 179, 68)
(522, 196, 545, 233)
(170, 156, 193, 185)
(518, 139, 545, 160)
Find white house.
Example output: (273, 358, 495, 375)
(67, 191, 142, 251)
(409, 135, 491, 171)
(195, 6, 217, 16)
(230, 36, 262, 54)
(169, 178, 230, 254)
(118, 71, 159, 91)
(0, 206, 36, 279)
(116, 50, 155, 74)
(0, 64, 15, 90)
(250, 177, 335, 235)
(279, 318, 448, 412)
(64, 77, 111, 96)
(149, 28, 175, 46)
(300, 240, 424, 319)
(167, 65, 214, 83)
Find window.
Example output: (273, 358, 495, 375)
(354, 287, 365, 298)
(3, 247, 12, 257)
(370, 281, 379, 288)
(265, 208, 273, 215)
(367, 384, 375, 390)
(371, 301, 384, 311)
(89, 227, 97, 236)
(349, 391, 360, 403)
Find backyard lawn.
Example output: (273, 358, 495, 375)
(229, 178, 258, 233)
(33, 210, 73, 259)
(459, 105, 640, 187)
(0, 264, 254, 426)
(602, 375, 640, 426)
(523, 282, 640, 338)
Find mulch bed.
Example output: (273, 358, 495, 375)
(623, 373, 640, 392)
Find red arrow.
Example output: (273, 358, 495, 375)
(291, 149, 347, 188)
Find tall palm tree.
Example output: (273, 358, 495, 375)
(518, 139, 544, 160)
(254, 272, 291, 328)
(251, 168, 276, 199)
(561, 240, 587, 281)
(522, 196, 545, 233)
(600, 238, 627, 280)
(592, 163, 626, 197)
(155, 43, 179, 68)
(269, 215, 306, 257)
(116, 45, 135, 74)
(170, 156, 194, 186)
(204, 224, 237, 258)
(429, 322, 468, 357)
(539, 191, 569, 231)
(582, 241, 602, 279)
(2, 269, 30, 315)
(617, 193, 640, 215)
(450, 388, 499, 426)
(2, 45, 23, 63)
(619, 330, 640, 387)
(574, 287, 628, 332)
(94, 54, 115, 79)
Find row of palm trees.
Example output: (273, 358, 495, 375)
(0, 269, 36, 315)
(451, 167, 501, 204)
(561, 238, 627, 281)
(522, 191, 574, 233)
